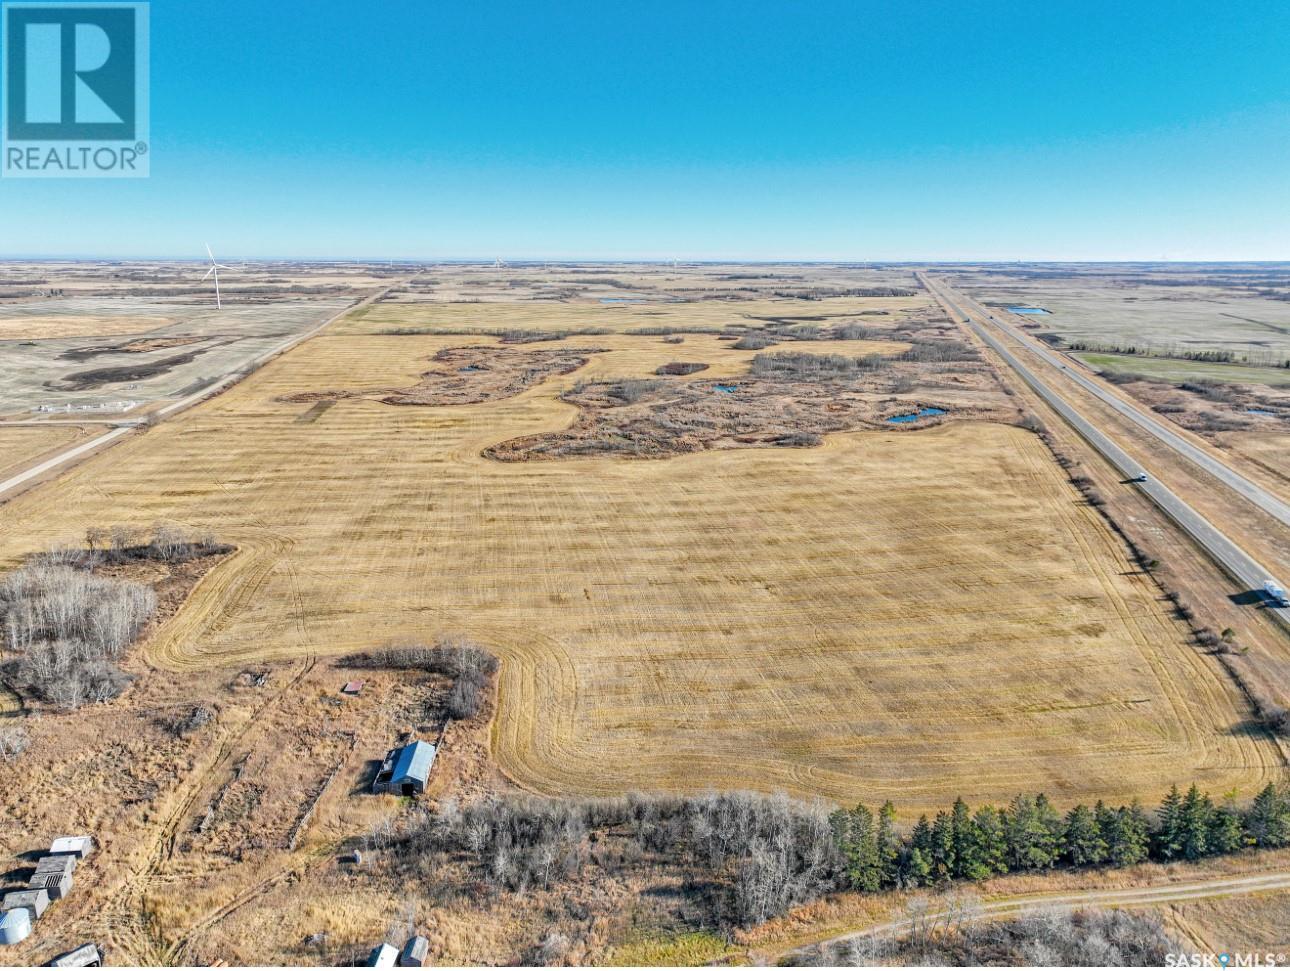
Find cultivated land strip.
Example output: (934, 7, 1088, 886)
(0, 283, 402, 502)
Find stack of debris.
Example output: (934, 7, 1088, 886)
(0, 836, 96, 948)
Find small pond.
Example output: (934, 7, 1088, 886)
(1007, 307, 1051, 315)
(887, 407, 947, 424)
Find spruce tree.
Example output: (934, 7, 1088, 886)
(1063, 803, 1107, 866)
(949, 797, 973, 879)
(962, 805, 1008, 879)
(876, 801, 900, 888)
(1178, 785, 1212, 861)
(1246, 784, 1290, 849)
(1155, 785, 1185, 860)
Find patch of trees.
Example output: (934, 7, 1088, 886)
(402, 790, 840, 928)
(897, 337, 979, 363)
(733, 333, 777, 350)
(834, 323, 879, 341)
(828, 782, 1290, 894)
(0, 564, 152, 709)
(810, 906, 1177, 967)
(654, 362, 709, 376)
(604, 378, 665, 404)
(750, 351, 887, 381)
(0, 525, 228, 711)
(342, 636, 498, 721)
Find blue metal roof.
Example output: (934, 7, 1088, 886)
(390, 740, 436, 784)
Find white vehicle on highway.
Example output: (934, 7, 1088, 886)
(1131, 473, 1149, 483)
(1265, 580, 1289, 607)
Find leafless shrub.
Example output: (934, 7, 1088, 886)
(0, 725, 29, 761)
(342, 636, 499, 721)
(750, 351, 886, 381)
(834, 323, 878, 340)
(898, 338, 978, 363)
(733, 333, 776, 350)
(605, 379, 664, 404)
(532, 930, 572, 967)
(654, 362, 709, 376)
(0, 564, 155, 709)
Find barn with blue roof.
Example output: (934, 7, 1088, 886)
(372, 740, 436, 796)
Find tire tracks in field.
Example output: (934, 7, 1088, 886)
(104, 655, 317, 964)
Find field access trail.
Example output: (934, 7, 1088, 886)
(775, 868, 1290, 964)
(920, 274, 1290, 635)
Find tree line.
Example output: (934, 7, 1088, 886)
(829, 783, 1290, 892)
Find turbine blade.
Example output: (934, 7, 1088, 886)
(202, 266, 215, 280)
(205, 242, 215, 261)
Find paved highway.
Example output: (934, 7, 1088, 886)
(947, 283, 1290, 528)
(919, 274, 1290, 632)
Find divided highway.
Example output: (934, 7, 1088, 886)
(919, 274, 1290, 633)
(949, 284, 1290, 528)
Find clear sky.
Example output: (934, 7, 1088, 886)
(2, 0, 1289, 261)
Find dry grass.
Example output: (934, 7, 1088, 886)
(0, 309, 1277, 810)
(0, 314, 176, 340)
(1158, 890, 1290, 952)
(0, 425, 92, 479)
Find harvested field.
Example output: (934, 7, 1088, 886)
(278, 344, 601, 407)
(0, 425, 92, 481)
(0, 314, 176, 340)
(0, 321, 1278, 810)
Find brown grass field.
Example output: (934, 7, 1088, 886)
(0, 314, 175, 340)
(0, 424, 93, 481)
(0, 295, 1279, 809)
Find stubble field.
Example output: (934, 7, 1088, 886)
(0, 290, 1277, 809)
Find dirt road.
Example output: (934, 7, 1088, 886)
(779, 870, 1290, 964)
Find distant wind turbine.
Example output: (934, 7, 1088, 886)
(203, 243, 231, 309)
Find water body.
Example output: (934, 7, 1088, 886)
(887, 407, 947, 424)
(1246, 408, 1276, 417)
(1008, 306, 1051, 315)
(714, 384, 738, 394)
(600, 298, 647, 304)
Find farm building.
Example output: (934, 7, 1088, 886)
(0, 908, 31, 945)
(371, 740, 436, 796)
(2, 887, 50, 920)
(399, 935, 429, 967)
(46, 943, 103, 967)
(48, 836, 94, 860)
(365, 942, 398, 968)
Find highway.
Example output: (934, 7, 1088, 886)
(946, 283, 1290, 528)
(918, 274, 1290, 632)
(0, 282, 400, 502)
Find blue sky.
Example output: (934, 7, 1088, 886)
(2, 0, 1289, 260)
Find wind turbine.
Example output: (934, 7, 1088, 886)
(203, 243, 230, 309)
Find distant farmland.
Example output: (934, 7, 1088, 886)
(0, 295, 1276, 810)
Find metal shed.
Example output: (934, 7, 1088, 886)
(366, 942, 398, 968)
(0, 908, 32, 945)
(372, 740, 436, 796)
(399, 935, 429, 967)
(28, 870, 73, 901)
(48, 836, 94, 860)
(46, 943, 103, 967)
(2, 887, 50, 920)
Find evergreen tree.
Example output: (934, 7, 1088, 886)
(949, 797, 973, 879)
(1004, 794, 1059, 869)
(829, 804, 883, 891)
(961, 805, 1008, 880)
(1118, 801, 1152, 866)
(902, 846, 931, 887)
(1245, 784, 1290, 849)
(910, 815, 933, 856)
(1178, 785, 1213, 861)
(1207, 805, 1247, 856)
(876, 801, 900, 887)
(1063, 803, 1107, 866)
(930, 810, 955, 881)
(1154, 785, 1185, 860)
